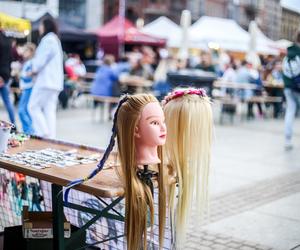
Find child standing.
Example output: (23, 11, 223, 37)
(18, 43, 36, 134)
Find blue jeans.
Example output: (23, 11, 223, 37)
(0, 84, 15, 124)
(284, 88, 300, 142)
(18, 88, 34, 134)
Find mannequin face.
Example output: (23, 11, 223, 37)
(135, 102, 166, 147)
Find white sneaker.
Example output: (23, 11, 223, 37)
(284, 141, 293, 151)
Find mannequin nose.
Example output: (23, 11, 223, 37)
(160, 123, 166, 133)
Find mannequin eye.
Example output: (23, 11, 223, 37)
(150, 120, 159, 125)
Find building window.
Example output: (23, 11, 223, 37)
(59, 0, 86, 29)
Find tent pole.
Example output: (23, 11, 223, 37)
(118, 0, 126, 59)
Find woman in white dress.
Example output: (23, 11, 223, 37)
(28, 17, 63, 138)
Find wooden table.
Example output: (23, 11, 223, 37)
(90, 95, 120, 121)
(0, 136, 124, 250)
(119, 75, 153, 93)
(81, 72, 95, 81)
(0, 137, 123, 198)
(247, 96, 283, 103)
(263, 81, 284, 89)
(213, 80, 258, 90)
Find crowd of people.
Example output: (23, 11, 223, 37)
(0, 17, 63, 139)
(0, 16, 299, 150)
(89, 46, 285, 119)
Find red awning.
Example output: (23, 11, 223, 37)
(93, 16, 166, 46)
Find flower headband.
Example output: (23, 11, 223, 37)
(162, 88, 207, 106)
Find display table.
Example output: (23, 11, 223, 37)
(0, 136, 124, 250)
(119, 75, 153, 94)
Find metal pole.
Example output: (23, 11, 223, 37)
(52, 184, 65, 250)
(118, 0, 126, 59)
(21, 0, 26, 19)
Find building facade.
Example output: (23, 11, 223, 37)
(103, 0, 173, 24)
(204, 0, 227, 18)
(3, 0, 298, 41)
(256, 0, 281, 40)
(103, 0, 300, 41)
(0, 0, 103, 29)
(227, 0, 281, 40)
(281, 7, 300, 41)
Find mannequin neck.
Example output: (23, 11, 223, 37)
(136, 145, 160, 165)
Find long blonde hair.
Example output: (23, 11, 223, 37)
(116, 93, 166, 249)
(163, 89, 213, 249)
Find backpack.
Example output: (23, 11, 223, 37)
(282, 55, 300, 92)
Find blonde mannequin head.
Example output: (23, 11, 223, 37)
(163, 88, 213, 249)
(116, 93, 166, 249)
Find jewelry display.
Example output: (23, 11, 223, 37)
(0, 148, 102, 169)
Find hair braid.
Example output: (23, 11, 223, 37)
(64, 95, 128, 203)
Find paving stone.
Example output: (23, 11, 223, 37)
(189, 246, 212, 250)
(239, 246, 257, 250)
(226, 242, 242, 248)
(203, 235, 217, 241)
(210, 243, 228, 250)
(214, 238, 231, 244)
(186, 242, 199, 248)
(255, 244, 272, 250)
(200, 240, 213, 246)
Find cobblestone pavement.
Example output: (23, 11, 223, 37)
(186, 230, 273, 250)
(185, 171, 300, 250)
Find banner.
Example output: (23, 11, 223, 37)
(0, 12, 31, 37)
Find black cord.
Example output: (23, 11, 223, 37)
(137, 165, 158, 196)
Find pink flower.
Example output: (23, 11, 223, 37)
(162, 88, 207, 106)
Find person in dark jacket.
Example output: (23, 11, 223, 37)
(282, 31, 300, 150)
(0, 30, 15, 124)
(195, 52, 216, 73)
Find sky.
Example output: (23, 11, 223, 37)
(281, 0, 300, 14)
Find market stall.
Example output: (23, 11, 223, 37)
(189, 16, 250, 52)
(188, 16, 280, 56)
(93, 16, 166, 59)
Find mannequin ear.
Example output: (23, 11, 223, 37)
(134, 126, 141, 138)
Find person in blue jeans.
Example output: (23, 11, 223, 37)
(0, 30, 15, 125)
(282, 32, 300, 150)
(18, 43, 36, 134)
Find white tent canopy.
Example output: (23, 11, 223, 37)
(141, 16, 182, 47)
(189, 16, 250, 52)
(275, 39, 292, 48)
(189, 16, 280, 55)
(275, 39, 292, 52)
(255, 26, 280, 55)
(143, 15, 280, 55)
